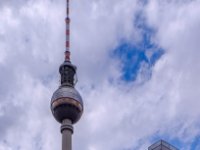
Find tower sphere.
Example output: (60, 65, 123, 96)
(51, 86, 83, 124)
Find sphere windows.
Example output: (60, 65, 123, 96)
(51, 98, 83, 110)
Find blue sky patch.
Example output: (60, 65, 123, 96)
(191, 135, 200, 150)
(112, 12, 164, 82)
(112, 35, 164, 82)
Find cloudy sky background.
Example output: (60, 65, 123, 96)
(0, 0, 200, 150)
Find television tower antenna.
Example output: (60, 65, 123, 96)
(50, 0, 84, 150)
(65, 0, 70, 59)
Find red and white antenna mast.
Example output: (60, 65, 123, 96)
(65, 0, 70, 60)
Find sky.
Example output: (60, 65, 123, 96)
(0, 0, 200, 150)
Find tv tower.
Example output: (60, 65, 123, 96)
(50, 0, 83, 150)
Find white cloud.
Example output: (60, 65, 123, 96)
(0, 0, 200, 150)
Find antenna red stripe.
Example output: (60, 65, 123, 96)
(66, 18, 70, 24)
(66, 30, 70, 35)
(66, 41, 69, 47)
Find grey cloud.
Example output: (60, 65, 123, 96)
(0, 0, 200, 150)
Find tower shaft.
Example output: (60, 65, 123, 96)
(61, 119, 73, 150)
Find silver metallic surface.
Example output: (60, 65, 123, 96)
(51, 86, 83, 124)
(51, 86, 83, 105)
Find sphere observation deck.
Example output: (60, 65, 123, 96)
(51, 86, 83, 124)
(51, 58, 83, 124)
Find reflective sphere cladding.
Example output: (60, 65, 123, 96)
(51, 86, 83, 124)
